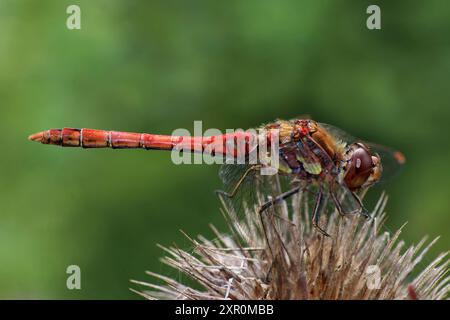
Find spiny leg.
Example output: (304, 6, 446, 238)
(329, 184, 370, 219)
(311, 188, 330, 237)
(329, 180, 361, 217)
(257, 186, 302, 255)
(258, 186, 302, 214)
(257, 185, 301, 249)
(257, 186, 300, 268)
(351, 191, 370, 219)
(352, 192, 372, 219)
(215, 165, 261, 198)
(330, 190, 351, 217)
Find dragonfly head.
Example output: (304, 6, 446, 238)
(343, 142, 382, 191)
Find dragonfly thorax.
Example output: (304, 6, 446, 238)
(267, 119, 382, 192)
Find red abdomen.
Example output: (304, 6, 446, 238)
(28, 128, 258, 158)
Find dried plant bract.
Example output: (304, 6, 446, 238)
(132, 180, 449, 300)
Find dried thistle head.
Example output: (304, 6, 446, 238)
(132, 183, 449, 300)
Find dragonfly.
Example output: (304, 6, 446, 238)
(28, 119, 405, 236)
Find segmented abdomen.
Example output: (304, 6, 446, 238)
(29, 128, 258, 158)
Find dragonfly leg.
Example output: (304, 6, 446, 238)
(257, 185, 302, 261)
(258, 186, 302, 214)
(215, 165, 261, 198)
(329, 185, 369, 218)
(311, 188, 331, 237)
(351, 192, 371, 219)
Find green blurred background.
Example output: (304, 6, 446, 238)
(0, 0, 449, 299)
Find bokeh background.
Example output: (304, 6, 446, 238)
(0, 0, 449, 299)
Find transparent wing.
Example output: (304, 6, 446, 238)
(218, 162, 263, 217)
(365, 142, 405, 184)
(318, 122, 357, 144)
(217, 160, 294, 219)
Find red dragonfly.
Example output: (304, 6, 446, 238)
(28, 119, 405, 236)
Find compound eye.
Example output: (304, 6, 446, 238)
(344, 144, 374, 190)
(352, 146, 373, 175)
